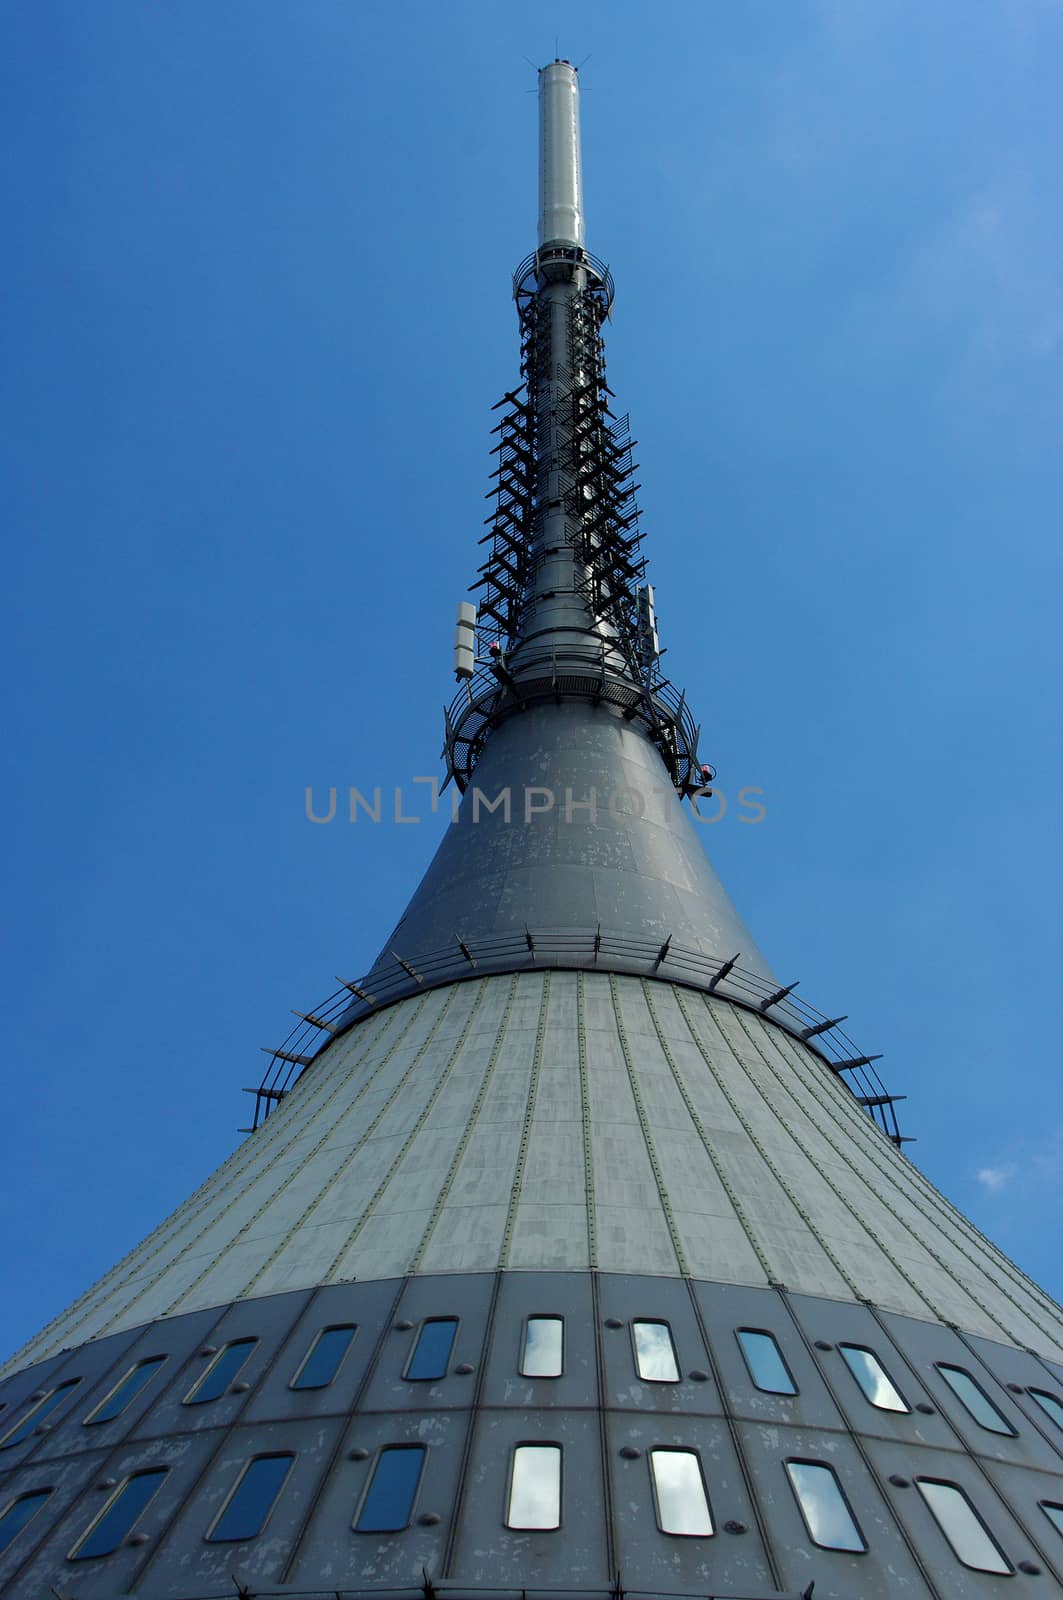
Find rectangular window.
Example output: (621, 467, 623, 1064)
(291, 1325, 357, 1391)
(936, 1364, 1015, 1435)
(738, 1329, 797, 1395)
(405, 1319, 457, 1382)
(520, 1317, 563, 1378)
(1028, 1388, 1063, 1431)
(838, 1344, 909, 1412)
(355, 1445, 425, 1533)
(0, 1490, 51, 1555)
(185, 1339, 257, 1405)
(71, 1468, 168, 1560)
(1041, 1501, 1063, 1537)
(785, 1460, 866, 1552)
(208, 1454, 294, 1542)
(916, 1478, 1012, 1574)
(0, 1380, 81, 1450)
(632, 1321, 680, 1383)
(649, 1449, 713, 1536)
(506, 1444, 561, 1530)
(86, 1357, 166, 1425)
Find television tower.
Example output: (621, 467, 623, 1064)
(1, 61, 1061, 1600)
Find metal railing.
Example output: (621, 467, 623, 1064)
(443, 645, 703, 794)
(512, 246, 615, 315)
(250, 929, 903, 1147)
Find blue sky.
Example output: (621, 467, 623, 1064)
(2, 0, 1060, 1361)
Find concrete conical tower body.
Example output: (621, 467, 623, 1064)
(2, 63, 1062, 1600)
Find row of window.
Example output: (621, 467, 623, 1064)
(735, 1327, 1063, 1442)
(500, 1446, 1057, 1580)
(2, 1319, 1060, 1448)
(3, 1444, 1060, 1575)
(655, 1325, 1063, 1446)
(0, 1319, 439, 1451)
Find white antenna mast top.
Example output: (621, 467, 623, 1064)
(538, 59, 584, 248)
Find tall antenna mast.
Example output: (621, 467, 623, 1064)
(444, 59, 707, 808)
(539, 59, 585, 248)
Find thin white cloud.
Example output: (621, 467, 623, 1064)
(974, 1130, 1063, 1198)
(976, 1165, 1014, 1194)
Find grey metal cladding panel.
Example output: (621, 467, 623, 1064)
(691, 1282, 846, 1429)
(144, 1415, 347, 1597)
(0, 1446, 110, 1594)
(0, 1379, 94, 1479)
(449, 1408, 608, 1589)
(605, 1410, 774, 1595)
(979, 1458, 1063, 1585)
(3, 1426, 225, 1600)
(734, 1421, 933, 1600)
(377, 703, 775, 982)
(0, 1387, 84, 1478)
(963, 1333, 1063, 1395)
(598, 1275, 721, 1416)
(0, 1325, 146, 1473)
(360, 1273, 494, 1413)
(879, 1310, 1062, 1471)
(963, 1333, 1063, 1460)
(0, 1347, 80, 1420)
(863, 1437, 1054, 1597)
(243, 1279, 400, 1424)
(786, 1293, 957, 1447)
(31, 1304, 224, 1462)
(131, 1289, 314, 1441)
(288, 1409, 461, 1589)
(1040, 1355, 1063, 1389)
(479, 1272, 596, 1408)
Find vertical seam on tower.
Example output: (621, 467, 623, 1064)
(608, 973, 687, 1275)
(499, 972, 550, 1267)
(129, 1009, 396, 1275)
(147, 992, 442, 1318)
(680, 1275, 785, 1592)
(280, 1273, 410, 1586)
(441, 1266, 505, 1580)
(229, 991, 471, 1300)
(5, 1294, 227, 1496)
(410, 973, 521, 1274)
(639, 980, 772, 1284)
(152, 1005, 398, 1253)
(720, 998, 973, 1326)
(885, 1150, 1063, 1323)
(897, 1163, 1063, 1327)
(773, 1285, 944, 1600)
(577, 971, 598, 1269)
(589, 1265, 618, 1583)
(321, 981, 490, 1283)
(733, 1005, 1040, 1349)
(951, 1324, 1063, 1466)
(671, 987, 862, 1297)
(863, 1301, 1063, 1587)
(1029, 1344, 1063, 1390)
(773, 1012, 1060, 1312)
(702, 994, 938, 1311)
(796, 1016, 1063, 1339)
(13, 1007, 396, 1365)
(861, 1299, 983, 1453)
(47, 1003, 411, 1351)
(767, 1022, 1063, 1346)
(132, 1288, 317, 1596)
